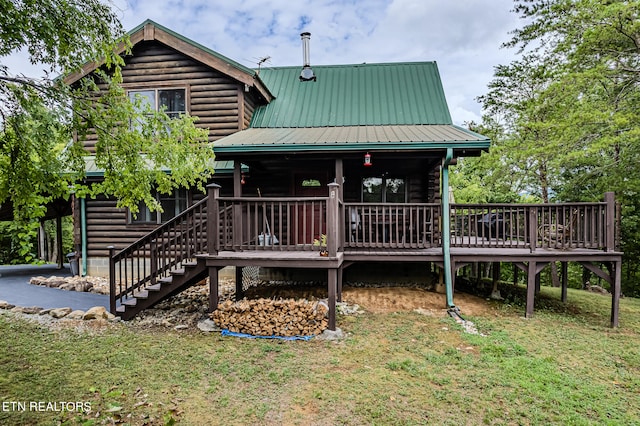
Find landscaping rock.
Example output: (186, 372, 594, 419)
(66, 310, 86, 320)
(83, 306, 108, 320)
(316, 328, 345, 341)
(174, 324, 189, 331)
(197, 319, 220, 332)
(15, 306, 43, 315)
(59, 283, 76, 291)
(49, 307, 72, 318)
(28, 275, 110, 294)
(0, 300, 15, 310)
(74, 281, 94, 292)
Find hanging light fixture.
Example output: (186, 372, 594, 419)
(241, 173, 246, 185)
(364, 152, 372, 167)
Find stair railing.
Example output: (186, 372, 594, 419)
(109, 196, 208, 313)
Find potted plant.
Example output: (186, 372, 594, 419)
(313, 234, 329, 256)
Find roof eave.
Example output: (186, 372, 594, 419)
(214, 140, 491, 155)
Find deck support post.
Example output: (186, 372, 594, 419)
(561, 262, 568, 303)
(491, 262, 501, 298)
(526, 261, 536, 318)
(611, 259, 621, 327)
(328, 268, 337, 331)
(337, 265, 343, 302)
(208, 266, 219, 313)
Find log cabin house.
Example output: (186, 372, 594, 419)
(63, 20, 623, 329)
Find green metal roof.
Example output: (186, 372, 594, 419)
(250, 62, 452, 128)
(214, 125, 489, 154)
(83, 157, 243, 177)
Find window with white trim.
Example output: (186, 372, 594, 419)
(362, 177, 406, 202)
(130, 188, 188, 224)
(128, 88, 186, 119)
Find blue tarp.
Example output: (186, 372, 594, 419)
(221, 329, 314, 341)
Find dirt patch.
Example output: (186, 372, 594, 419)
(244, 283, 496, 317)
(342, 286, 496, 316)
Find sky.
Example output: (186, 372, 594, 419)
(5, 0, 523, 125)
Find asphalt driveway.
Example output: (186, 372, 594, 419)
(0, 264, 109, 311)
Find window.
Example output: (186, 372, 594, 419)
(128, 88, 186, 118)
(130, 189, 188, 224)
(362, 177, 406, 202)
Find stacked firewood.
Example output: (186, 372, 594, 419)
(210, 298, 328, 337)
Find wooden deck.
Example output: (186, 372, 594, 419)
(110, 185, 623, 328)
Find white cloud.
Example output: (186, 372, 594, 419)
(3, 0, 522, 125)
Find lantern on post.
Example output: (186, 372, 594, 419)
(363, 152, 372, 167)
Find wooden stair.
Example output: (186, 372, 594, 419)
(115, 258, 208, 320)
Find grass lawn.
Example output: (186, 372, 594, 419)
(1, 285, 639, 425)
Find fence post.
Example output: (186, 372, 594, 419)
(605, 192, 615, 252)
(108, 246, 116, 314)
(207, 184, 221, 255)
(327, 183, 340, 257)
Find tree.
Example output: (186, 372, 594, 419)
(474, 0, 640, 294)
(0, 0, 214, 262)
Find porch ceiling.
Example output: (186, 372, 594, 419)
(213, 124, 490, 155)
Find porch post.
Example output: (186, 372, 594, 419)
(529, 207, 538, 252)
(207, 184, 220, 255)
(233, 162, 242, 197)
(335, 159, 344, 249)
(441, 148, 455, 308)
(233, 162, 243, 249)
(605, 192, 615, 252)
(327, 182, 340, 257)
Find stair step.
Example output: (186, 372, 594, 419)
(116, 306, 125, 313)
(159, 276, 173, 285)
(147, 284, 162, 291)
(134, 290, 149, 299)
(183, 261, 198, 268)
(122, 298, 137, 307)
(172, 269, 186, 276)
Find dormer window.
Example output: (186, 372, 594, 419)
(128, 88, 186, 118)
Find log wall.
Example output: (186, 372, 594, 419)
(80, 41, 258, 152)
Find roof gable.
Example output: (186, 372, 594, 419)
(250, 62, 452, 128)
(64, 20, 273, 102)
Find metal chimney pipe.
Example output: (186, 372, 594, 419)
(301, 32, 311, 67)
(299, 32, 316, 81)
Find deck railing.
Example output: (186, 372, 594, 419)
(215, 196, 329, 251)
(109, 188, 618, 312)
(207, 189, 618, 254)
(344, 203, 440, 249)
(450, 195, 615, 251)
(208, 183, 342, 254)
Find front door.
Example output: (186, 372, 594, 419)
(294, 173, 328, 244)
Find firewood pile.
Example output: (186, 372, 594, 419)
(210, 298, 329, 337)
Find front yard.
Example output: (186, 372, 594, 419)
(1, 285, 639, 425)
